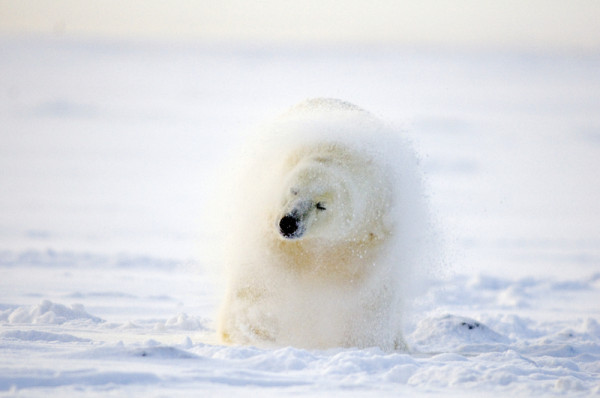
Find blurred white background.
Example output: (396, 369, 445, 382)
(2, 0, 600, 51)
(1, 1, 599, 278)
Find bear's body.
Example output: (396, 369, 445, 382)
(218, 99, 427, 351)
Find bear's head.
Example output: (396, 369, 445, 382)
(275, 143, 391, 245)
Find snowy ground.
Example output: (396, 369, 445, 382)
(1, 37, 600, 396)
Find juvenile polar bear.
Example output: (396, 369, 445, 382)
(218, 98, 428, 351)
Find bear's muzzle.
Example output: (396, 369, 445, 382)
(279, 199, 312, 239)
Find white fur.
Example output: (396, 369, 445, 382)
(218, 98, 429, 351)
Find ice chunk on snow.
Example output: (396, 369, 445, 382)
(154, 313, 209, 331)
(410, 314, 510, 353)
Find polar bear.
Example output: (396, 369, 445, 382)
(217, 98, 428, 351)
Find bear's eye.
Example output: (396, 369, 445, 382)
(315, 202, 326, 211)
(291, 188, 299, 196)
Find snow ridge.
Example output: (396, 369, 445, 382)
(1, 301, 102, 325)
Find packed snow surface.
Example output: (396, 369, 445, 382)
(1, 37, 600, 396)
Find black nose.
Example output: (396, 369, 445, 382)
(279, 214, 300, 238)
